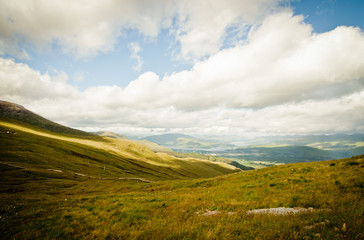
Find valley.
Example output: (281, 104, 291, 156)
(0, 100, 363, 239)
(1, 2, 364, 239)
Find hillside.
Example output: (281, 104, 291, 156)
(135, 140, 173, 153)
(142, 133, 235, 150)
(0, 118, 238, 181)
(170, 151, 254, 171)
(0, 155, 362, 239)
(92, 131, 128, 139)
(92, 131, 174, 153)
(93, 132, 252, 170)
(0, 100, 92, 136)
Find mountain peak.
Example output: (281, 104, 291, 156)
(0, 100, 92, 136)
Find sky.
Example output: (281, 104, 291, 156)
(1, 0, 364, 139)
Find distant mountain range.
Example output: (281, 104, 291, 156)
(219, 145, 364, 164)
(141, 132, 364, 165)
(142, 133, 235, 150)
(234, 134, 364, 150)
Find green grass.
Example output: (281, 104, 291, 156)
(170, 151, 254, 170)
(0, 155, 363, 239)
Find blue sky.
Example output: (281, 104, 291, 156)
(1, 0, 364, 138)
(292, 0, 364, 33)
(7, 0, 363, 91)
(13, 0, 364, 90)
(20, 28, 188, 90)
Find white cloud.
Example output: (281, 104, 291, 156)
(105, 12, 364, 111)
(128, 42, 144, 72)
(172, 0, 284, 61)
(0, 0, 284, 60)
(0, 0, 174, 58)
(1, 9, 364, 137)
(0, 58, 77, 102)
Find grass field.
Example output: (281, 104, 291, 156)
(0, 154, 363, 239)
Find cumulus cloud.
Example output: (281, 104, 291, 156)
(0, 58, 77, 103)
(97, 12, 364, 111)
(0, 0, 173, 58)
(1, 7, 364, 137)
(0, 0, 284, 60)
(172, 0, 283, 61)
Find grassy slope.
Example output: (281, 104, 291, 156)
(171, 151, 254, 170)
(0, 156, 362, 239)
(135, 140, 173, 153)
(0, 100, 93, 136)
(92, 131, 128, 140)
(0, 119, 237, 181)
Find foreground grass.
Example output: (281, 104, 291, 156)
(0, 156, 363, 239)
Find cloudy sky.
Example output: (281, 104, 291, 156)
(1, 0, 364, 139)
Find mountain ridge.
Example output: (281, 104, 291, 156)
(142, 133, 235, 150)
(0, 100, 92, 136)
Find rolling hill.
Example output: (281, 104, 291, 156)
(92, 131, 174, 153)
(92, 131, 128, 140)
(0, 100, 92, 136)
(93, 131, 253, 170)
(0, 101, 239, 181)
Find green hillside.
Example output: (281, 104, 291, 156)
(171, 151, 254, 171)
(0, 119, 238, 181)
(135, 140, 174, 153)
(0, 100, 93, 136)
(0, 155, 362, 239)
